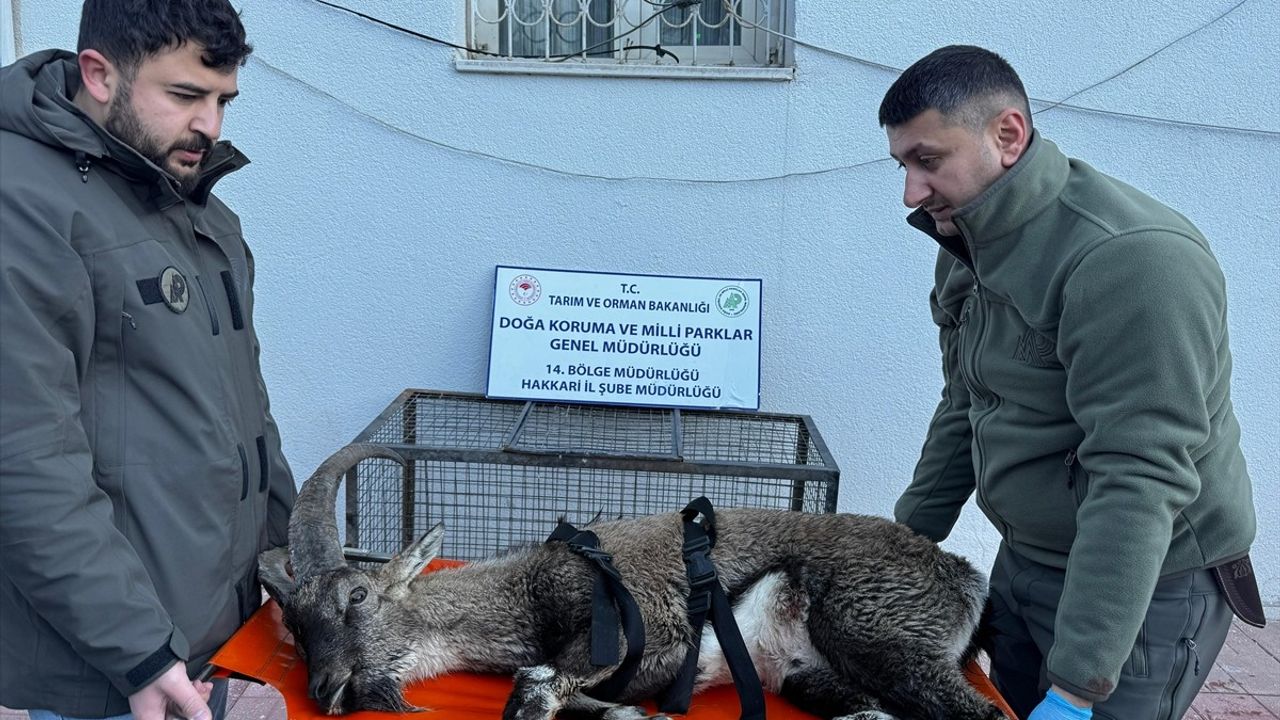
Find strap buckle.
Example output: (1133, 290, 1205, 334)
(686, 550, 718, 590)
(572, 543, 613, 564)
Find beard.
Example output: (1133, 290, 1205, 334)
(105, 82, 213, 196)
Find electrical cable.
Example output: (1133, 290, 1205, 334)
(285, 0, 1276, 187)
(720, 0, 1276, 136)
(312, 0, 684, 63)
(1027, 0, 1249, 117)
(310, 0, 504, 56)
(309, 0, 1276, 136)
(249, 53, 895, 184)
(549, 2, 684, 63)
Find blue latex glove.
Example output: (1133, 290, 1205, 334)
(1027, 688, 1093, 720)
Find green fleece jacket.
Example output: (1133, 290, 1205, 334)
(894, 132, 1255, 702)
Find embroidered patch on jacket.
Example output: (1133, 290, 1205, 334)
(158, 266, 190, 313)
(1012, 327, 1056, 367)
(136, 266, 190, 314)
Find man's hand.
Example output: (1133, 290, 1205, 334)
(128, 661, 213, 720)
(1027, 686, 1093, 720)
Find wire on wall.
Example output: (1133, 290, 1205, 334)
(306, 0, 1277, 137)
(250, 54, 894, 184)
(721, 0, 1274, 136)
(267, 0, 1275, 184)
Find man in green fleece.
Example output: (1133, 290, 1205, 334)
(880, 45, 1261, 720)
(0, 1, 295, 719)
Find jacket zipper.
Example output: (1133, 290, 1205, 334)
(1066, 449, 1088, 506)
(961, 279, 1004, 534)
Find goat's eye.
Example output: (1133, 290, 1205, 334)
(349, 586, 368, 604)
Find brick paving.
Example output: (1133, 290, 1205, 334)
(3, 617, 1275, 719)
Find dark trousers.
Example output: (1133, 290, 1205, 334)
(986, 544, 1233, 720)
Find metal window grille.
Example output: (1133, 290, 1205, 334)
(344, 389, 838, 561)
(467, 0, 793, 67)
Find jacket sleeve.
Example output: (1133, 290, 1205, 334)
(0, 190, 189, 696)
(895, 282, 976, 542)
(1046, 230, 1221, 702)
(242, 245, 296, 550)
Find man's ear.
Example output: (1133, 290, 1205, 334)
(992, 108, 1030, 168)
(77, 49, 120, 106)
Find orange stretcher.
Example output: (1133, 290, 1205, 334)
(209, 559, 1017, 720)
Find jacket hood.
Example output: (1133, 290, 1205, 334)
(0, 50, 105, 155)
(1, 49, 249, 204)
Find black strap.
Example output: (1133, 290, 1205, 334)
(658, 497, 765, 720)
(546, 522, 646, 700)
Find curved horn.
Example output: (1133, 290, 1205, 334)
(289, 443, 405, 580)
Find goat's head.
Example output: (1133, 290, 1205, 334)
(259, 443, 443, 714)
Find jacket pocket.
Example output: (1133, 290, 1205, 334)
(256, 435, 269, 493)
(1122, 620, 1150, 678)
(237, 443, 249, 501)
(193, 275, 220, 336)
(220, 270, 245, 331)
(1158, 596, 1207, 719)
(1066, 449, 1089, 506)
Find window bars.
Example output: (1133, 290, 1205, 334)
(468, 0, 792, 67)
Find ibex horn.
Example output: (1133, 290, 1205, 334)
(289, 443, 405, 580)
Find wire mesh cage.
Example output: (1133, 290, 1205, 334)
(344, 389, 839, 561)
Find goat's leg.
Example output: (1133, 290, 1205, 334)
(813, 643, 1002, 720)
(560, 692, 671, 720)
(779, 660, 895, 719)
(503, 650, 671, 720)
(871, 654, 1005, 720)
(805, 584, 1002, 720)
(502, 665, 589, 720)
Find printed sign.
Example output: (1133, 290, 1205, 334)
(487, 266, 762, 409)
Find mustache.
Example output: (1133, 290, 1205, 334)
(171, 133, 213, 154)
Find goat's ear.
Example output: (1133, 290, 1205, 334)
(258, 546, 296, 605)
(381, 522, 444, 587)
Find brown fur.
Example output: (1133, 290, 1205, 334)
(261, 445, 1002, 720)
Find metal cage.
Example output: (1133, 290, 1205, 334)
(344, 389, 839, 561)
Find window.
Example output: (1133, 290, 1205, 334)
(462, 0, 793, 78)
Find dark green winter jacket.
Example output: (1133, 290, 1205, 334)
(894, 132, 1255, 703)
(0, 50, 295, 716)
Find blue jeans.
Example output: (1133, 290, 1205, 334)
(27, 679, 228, 720)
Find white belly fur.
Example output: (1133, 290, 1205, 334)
(692, 571, 825, 694)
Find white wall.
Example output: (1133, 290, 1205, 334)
(15, 0, 1278, 611)
(1, 1, 17, 66)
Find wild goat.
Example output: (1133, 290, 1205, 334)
(260, 444, 1004, 720)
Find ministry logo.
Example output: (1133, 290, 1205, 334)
(509, 274, 542, 306)
(716, 286, 749, 317)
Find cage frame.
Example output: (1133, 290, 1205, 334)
(343, 388, 840, 556)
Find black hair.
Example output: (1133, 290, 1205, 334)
(878, 45, 1031, 131)
(77, 0, 253, 75)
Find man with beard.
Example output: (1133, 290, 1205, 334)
(0, 2, 296, 719)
